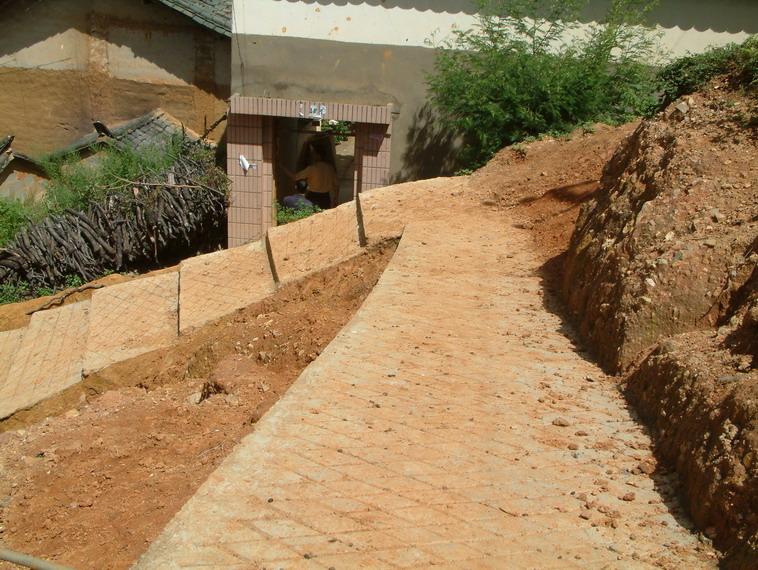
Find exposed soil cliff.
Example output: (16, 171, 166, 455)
(563, 79, 757, 372)
(562, 77, 757, 566)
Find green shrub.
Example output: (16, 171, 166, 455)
(321, 120, 353, 143)
(40, 137, 182, 214)
(654, 36, 757, 110)
(0, 281, 30, 305)
(427, 0, 660, 168)
(0, 197, 44, 246)
(276, 204, 321, 225)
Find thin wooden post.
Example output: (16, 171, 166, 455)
(264, 229, 281, 287)
(354, 186, 367, 248)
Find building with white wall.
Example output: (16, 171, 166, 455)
(227, 0, 757, 245)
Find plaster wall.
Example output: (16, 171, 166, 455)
(0, 0, 230, 157)
(235, 0, 757, 57)
(233, 34, 443, 182)
(232, 0, 757, 181)
(0, 166, 47, 202)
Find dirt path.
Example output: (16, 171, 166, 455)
(136, 216, 716, 569)
(2, 124, 715, 568)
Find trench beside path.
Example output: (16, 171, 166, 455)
(136, 217, 714, 569)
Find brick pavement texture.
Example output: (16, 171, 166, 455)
(179, 241, 276, 333)
(0, 301, 90, 419)
(268, 202, 362, 284)
(0, 179, 460, 419)
(84, 273, 179, 373)
(134, 218, 715, 569)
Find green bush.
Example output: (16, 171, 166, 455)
(427, 0, 660, 168)
(276, 204, 321, 225)
(654, 36, 757, 109)
(321, 120, 353, 143)
(0, 281, 30, 304)
(40, 137, 182, 214)
(0, 197, 42, 246)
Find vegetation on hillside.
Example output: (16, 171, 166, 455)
(0, 138, 187, 249)
(654, 36, 757, 109)
(427, 0, 661, 168)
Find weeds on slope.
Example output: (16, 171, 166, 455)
(654, 36, 757, 109)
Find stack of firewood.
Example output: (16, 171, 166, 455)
(0, 139, 228, 288)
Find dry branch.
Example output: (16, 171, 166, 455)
(26, 284, 104, 315)
(1, 137, 228, 289)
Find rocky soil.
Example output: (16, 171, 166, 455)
(563, 79, 756, 372)
(561, 77, 757, 566)
(1, 110, 752, 567)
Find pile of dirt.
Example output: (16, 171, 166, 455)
(562, 79, 757, 372)
(625, 332, 757, 565)
(560, 77, 757, 564)
(471, 122, 638, 262)
(0, 241, 396, 569)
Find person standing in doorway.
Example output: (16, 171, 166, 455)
(282, 143, 339, 209)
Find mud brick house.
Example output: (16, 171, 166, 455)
(0, 0, 231, 158)
(226, 0, 757, 246)
(0, 135, 46, 201)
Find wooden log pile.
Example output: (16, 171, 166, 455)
(0, 140, 228, 288)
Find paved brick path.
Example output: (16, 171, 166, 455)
(135, 218, 714, 569)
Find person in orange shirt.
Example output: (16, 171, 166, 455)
(282, 143, 339, 209)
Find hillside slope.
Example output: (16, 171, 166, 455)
(561, 78, 757, 565)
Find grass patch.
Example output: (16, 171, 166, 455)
(40, 137, 183, 214)
(0, 197, 44, 247)
(276, 204, 322, 225)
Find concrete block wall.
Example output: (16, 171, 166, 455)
(0, 194, 395, 422)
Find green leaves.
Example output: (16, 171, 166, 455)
(654, 36, 757, 111)
(0, 197, 42, 246)
(427, 0, 660, 168)
(275, 204, 322, 225)
(40, 136, 185, 215)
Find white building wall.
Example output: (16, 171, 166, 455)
(234, 0, 756, 58)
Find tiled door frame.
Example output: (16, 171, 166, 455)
(227, 96, 393, 247)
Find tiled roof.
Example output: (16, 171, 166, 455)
(155, 0, 231, 37)
(106, 109, 203, 150)
(50, 109, 202, 159)
(4, 110, 204, 173)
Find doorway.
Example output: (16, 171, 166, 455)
(226, 96, 393, 247)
